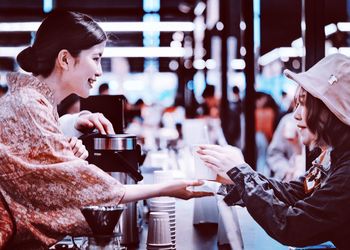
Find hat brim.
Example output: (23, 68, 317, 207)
(284, 69, 350, 126)
(283, 69, 322, 100)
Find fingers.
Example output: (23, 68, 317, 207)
(185, 179, 205, 187)
(190, 191, 214, 198)
(202, 161, 219, 172)
(69, 137, 89, 159)
(88, 113, 107, 134)
(198, 154, 222, 168)
(78, 113, 115, 135)
(97, 114, 115, 134)
(80, 149, 89, 160)
(69, 137, 79, 154)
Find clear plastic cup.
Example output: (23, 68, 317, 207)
(191, 144, 217, 181)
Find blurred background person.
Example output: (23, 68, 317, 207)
(222, 85, 242, 148)
(255, 92, 280, 175)
(266, 112, 304, 181)
(57, 93, 81, 117)
(197, 84, 219, 118)
(98, 82, 110, 95)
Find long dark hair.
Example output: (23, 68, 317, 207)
(300, 88, 350, 148)
(17, 10, 107, 77)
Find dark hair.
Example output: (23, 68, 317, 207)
(98, 83, 109, 94)
(202, 84, 215, 98)
(57, 93, 80, 116)
(232, 86, 240, 94)
(0, 85, 8, 94)
(303, 90, 350, 148)
(17, 10, 107, 77)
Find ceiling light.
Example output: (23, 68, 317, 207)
(0, 21, 195, 32)
(0, 46, 189, 58)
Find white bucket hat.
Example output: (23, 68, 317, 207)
(284, 53, 350, 126)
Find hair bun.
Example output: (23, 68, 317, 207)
(16, 46, 38, 73)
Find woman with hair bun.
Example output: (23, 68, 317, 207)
(0, 10, 211, 249)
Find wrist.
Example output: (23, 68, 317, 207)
(156, 183, 166, 197)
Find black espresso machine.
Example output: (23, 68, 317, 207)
(80, 95, 144, 247)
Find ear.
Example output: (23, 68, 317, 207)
(57, 49, 74, 71)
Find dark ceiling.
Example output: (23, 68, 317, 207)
(0, 0, 348, 72)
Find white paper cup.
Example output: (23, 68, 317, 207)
(147, 212, 172, 246)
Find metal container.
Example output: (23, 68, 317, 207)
(81, 133, 143, 247)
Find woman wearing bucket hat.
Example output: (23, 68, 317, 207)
(198, 53, 350, 249)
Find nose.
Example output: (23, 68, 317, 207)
(293, 104, 301, 121)
(96, 62, 103, 77)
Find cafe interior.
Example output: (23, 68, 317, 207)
(0, 0, 349, 249)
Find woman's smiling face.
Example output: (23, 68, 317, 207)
(67, 41, 105, 98)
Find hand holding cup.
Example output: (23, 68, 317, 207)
(197, 144, 245, 184)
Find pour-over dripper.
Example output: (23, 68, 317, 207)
(81, 204, 125, 236)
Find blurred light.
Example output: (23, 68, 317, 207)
(280, 56, 289, 62)
(205, 59, 217, 69)
(170, 41, 182, 48)
(231, 59, 246, 70)
(184, 47, 193, 58)
(239, 21, 246, 31)
(0, 46, 26, 57)
(216, 22, 224, 31)
(194, 2, 206, 16)
(258, 48, 279, 66)
(240, 47, 246, 56)
(172, 32, 184, 41)
(0, 21, 195, 32)
(187, 80, 194, 90)
(184, 60, 193, 69)
(179, 2, 191, 14)
(43, 0, 53, 13)
(337, 22, 350, 32)
(143, 0, 160, 12)
(291, 38, 303, 48)
(169, 60, 179, 71)
(0, 46, 188, 58)
(292, 59, 301, 69)
(258, 47, 304, 66)
(301, 20, 306, 31)
(324, 23, 337, 36)
(193, 59, 206, 70)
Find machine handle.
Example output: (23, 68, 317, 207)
(113, 150, 144, 182)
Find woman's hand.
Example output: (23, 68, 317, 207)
(160, 180, 214, 200)
(75, 111, 115, 135)
(197, 144, 245, 184)
(69, 137, 89, 160)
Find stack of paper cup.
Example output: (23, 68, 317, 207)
(149, 198, 176, 248)
(147, 212, 173, 250)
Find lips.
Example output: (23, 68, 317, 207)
(88, 78, 96, 87)
(297, 125, 307, 131)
